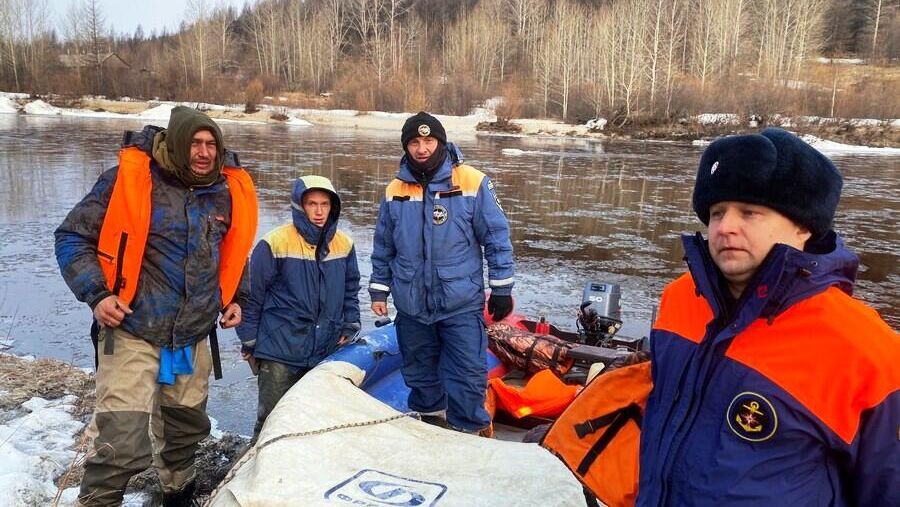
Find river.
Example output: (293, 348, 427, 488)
(0, 115, 896, 435)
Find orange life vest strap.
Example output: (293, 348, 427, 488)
(98, 147, 258, 307)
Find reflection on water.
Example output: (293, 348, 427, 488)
(0, 115, 896, 433)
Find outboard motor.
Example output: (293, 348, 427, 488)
(577, 282, 623, 347)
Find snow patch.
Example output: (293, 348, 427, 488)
(585, 118, 607, 131)
(815, 57, 864, 65)
(0, 396, 84, 506)
(692, 139, 712, 147)
(23, 100, 61, 116)
(286, 116, 313, 127)
(501, 148, 528, 156)
(695, 113, 740, 125)
(209, 415, 224, 440)
(0, 96, 18, 114)
(138, 104, 177, 120)
(800, 135, 900, 155)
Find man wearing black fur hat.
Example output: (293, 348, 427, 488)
(637, 128, 898, 505)
(369, 112, 515, 435)
(55, 106, 258, 506)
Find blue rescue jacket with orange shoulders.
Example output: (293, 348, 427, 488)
(369, 144, 515, 324)
(638, 232, 899, 506)
(55, 125, 258, 348)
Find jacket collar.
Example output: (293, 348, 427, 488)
(682, 231, 858, 328)
(291, 180, 340, 251)
(396, 143, 464, 192)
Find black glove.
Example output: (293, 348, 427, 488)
(487, 294, 513, 321)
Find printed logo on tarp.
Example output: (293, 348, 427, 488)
(325, 469, 447, 506)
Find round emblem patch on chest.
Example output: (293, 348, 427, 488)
(432, 204, 448, 225)
(727, 392, 778, 442)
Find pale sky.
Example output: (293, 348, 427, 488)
(46, 0, 251, 38)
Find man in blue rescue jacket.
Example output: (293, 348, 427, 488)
(370, 112, 515, 434)
(238, 175, 360, 441)
(638, 128, 898, 506)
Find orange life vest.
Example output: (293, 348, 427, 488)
(96, 146, 258, 307)
(489, 369, 580, 419)
(541, 361, 652, 507)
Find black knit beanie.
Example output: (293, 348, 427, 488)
(401, 112, 447, 148)
(693, 128, 842, 239)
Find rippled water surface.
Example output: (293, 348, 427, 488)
(1, 115, 896, 434)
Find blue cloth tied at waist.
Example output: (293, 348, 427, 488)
(158, 345, 194, 385)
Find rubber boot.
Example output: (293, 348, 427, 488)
(417, 410, 450, 429)
(162, 480, 196, 507)
(450, 422, 494, 438)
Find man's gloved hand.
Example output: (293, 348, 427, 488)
(487, 294, 513, 321)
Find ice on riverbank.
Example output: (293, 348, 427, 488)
(23, 99, 62, 115)
(801, 135, 900, 155)
(0, 396, 83, 506)
(4, 90, 899, 150)
(0, 97, 17, 114)
(0, 353, 245, 505)
(696, 113, 741, 125)
(693, 133, 900, 155)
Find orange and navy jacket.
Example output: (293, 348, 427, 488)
(55, 125, 258, 348)
(637, 232, 899, 506)
(368, 143, 515, 324)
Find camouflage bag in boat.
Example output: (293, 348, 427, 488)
(487, 323, 575, 375)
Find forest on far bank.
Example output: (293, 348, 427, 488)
(1, 0, 898, 126)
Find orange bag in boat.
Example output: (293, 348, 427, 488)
(489, 369, 580, 419)
(541, 361, 652, 507)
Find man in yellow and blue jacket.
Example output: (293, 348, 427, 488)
(370, 112, 515, 433)
(238, 175, 360, 440)
(639, 128, 898, 506)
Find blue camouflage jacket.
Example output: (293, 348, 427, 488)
(237, 176, 361, 369)
(54, 126, 246, 348)
(369, 144, 515, 324)
(638, 232, 899, 506)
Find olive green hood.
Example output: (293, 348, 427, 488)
(152, 106, 225, 187)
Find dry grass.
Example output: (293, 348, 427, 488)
(0, 355, 95, 417)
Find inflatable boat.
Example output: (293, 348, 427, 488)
(322, 281, 646, 427)
(206, 282, 642, 506)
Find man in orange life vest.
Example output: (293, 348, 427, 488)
(639, 128, 898, 505)
(55, 106, 257, 506)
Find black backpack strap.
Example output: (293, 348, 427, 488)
(90, 320, 100, 369)
(209, 326, 223, 380)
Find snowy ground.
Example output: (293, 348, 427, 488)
(691, 133, 900, 155)
(2, 90, 899, 149)
(0, 353, 239, 506)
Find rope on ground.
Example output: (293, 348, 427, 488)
(202, 411, 417, 505)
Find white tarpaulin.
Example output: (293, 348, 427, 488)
(208, 361, 585, 507)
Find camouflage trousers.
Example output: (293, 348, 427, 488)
(77, 328, 212, 507)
